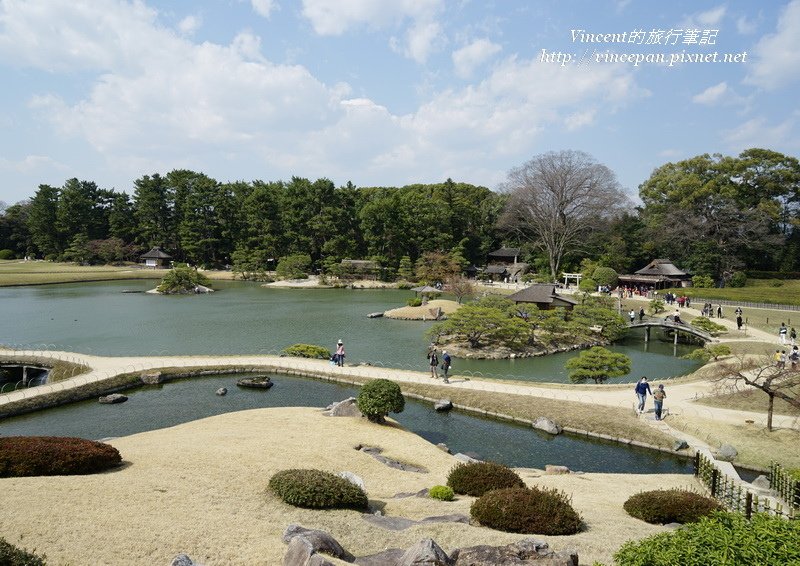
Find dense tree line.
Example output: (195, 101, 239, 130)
(0, 173, 505, 273)
(1, 147, 797, 280)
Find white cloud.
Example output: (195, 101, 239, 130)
(452, 38, 502, 78)
(177, 15, 201, 36)
(400, 20, 442, 63)
(251, 0, 277, 19)
(745, 0, 800, 90)
(736, 15, 758, 34)
(0, 155, 66, 173)
(564, 109, 596, 131)
(692, 82, 728, 105)
(301, 0, 442, 35)
(697, 6, 726, 25)
(723, 117, 794, 149)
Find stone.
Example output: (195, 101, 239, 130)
(360, 446, 427, 473)
(326, 397, 361, 417)
(397, 538, 452, 566)
(215, 387, 227, 396)
(236, 376, 274, 389)
(751, 475, 771, 490)
(673, 439, 689, 451)
(337, 471, 365, 491)
(545, 465, 570, 475)
(434, 399, 453, 411)
(717, 444, 738, 461)
(355, 548, 406, 566)
(361, 514, 418, 531)
(282, 525, 354, 562)
(533, 417, 562, 435)
(169, 554, 194, 566)
(98, 393, 128, 404)
(453, 453, 481, 463)
(393, 488, 429, 499)
(141, 371, 164, 384)
(436, 443, 451, 453)
(451, 538, 578, 565)
(419, 514, 470, 525)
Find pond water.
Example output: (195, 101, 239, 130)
(0, 281, 701, 383)
(0, 372, 691, 474)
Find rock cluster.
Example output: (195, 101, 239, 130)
(532, 417, 562, 435)
(278, 525, 579, 566)
(323, 397, 361, 417)
(98, 393, 127, 404)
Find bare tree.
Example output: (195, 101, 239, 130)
(500, 150, 628, 281)
(716, 353, 800, 431)
(446, 276, 475, 304)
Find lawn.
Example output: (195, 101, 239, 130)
(0, 260, 234, 286)
(695, 385, 800, 418)
(667, 279, 800, 307)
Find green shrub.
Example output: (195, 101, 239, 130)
(268, 469, 368, 510)
(623, 489, 722, 524)
(447, 461, 525, 497)
(276, 253, 312, 280)
(592, 266, 619, 288)
(156, 263, 211, 294)
(282, 344, 331, 359)
(356, 379, 405, 423)
(470, 486, 582, 535)
(579, 277, 598, 293)
(690, 317, 727, 334)
(614, 511, 800, 566)
(428, 485, 454, 501)
(682, 344, 732, 362)
(692, 274, 714, 288)
(0, 436, 122, 477)
(406, 297, 423, 307)
(0, 249, 15, 260)
(396, 281, 414, 290)
(728, 271, 747, 287)
(0, 538, 47, 566)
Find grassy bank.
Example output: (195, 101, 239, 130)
(667, 279, 800, 307)
(695, 386, 800, 418)
(0, 260, 235, 286)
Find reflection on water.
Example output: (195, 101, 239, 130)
(0, 281, 702, 383)
(0, 373, 692, 475)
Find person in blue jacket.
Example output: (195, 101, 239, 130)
(440, 350, 452, 383)
(634, 376, 652, 414)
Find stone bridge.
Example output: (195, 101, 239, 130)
(628, 321, 714, 343)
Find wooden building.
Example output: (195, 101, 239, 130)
(506, 284, 578, 310)
(619, 259, 692, 289)
(140, 247, 172, 268)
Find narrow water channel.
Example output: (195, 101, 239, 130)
(0, 373, 692, 474)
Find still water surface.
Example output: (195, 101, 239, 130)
(0, 372, 691, 474)
(1, 281, 701, 383)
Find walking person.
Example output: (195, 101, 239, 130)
(716, 304, 723, 318)
(779, 323, 788, 345)
(736, 314, 743, 331)
(427, 344, 439, 379)
(440, 350, 452, 383)
(638, 307, 645, 322)
(334, 339, 345, 367)
(634, 376, 652, 414)
(790, 346, 799, 370)
(629, 309, 636, 324)
(652, 384, 667, 421)
(791, 327, 797, 346)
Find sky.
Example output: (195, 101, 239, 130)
(0, 0, 799, 205)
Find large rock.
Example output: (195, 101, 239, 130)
(751, 475, 771, 490)
(717, 444, 738, 461)
(533, 417, 562, 435)
(169, 554, 195, 566)
(545, 465, 570, 475)
(141, 371, 164, 384)
(355, 549, 406, 566)
(236, 376, 274, 389)
(397, 539, 452, 566)
(98, 393, 128, 404)
(215, 387, 227, 396)
(326, 397, 361, 417)
(434, 399, 453, 411)
(284, 536, 336, 566)
(673, 439, 689, 451)
(337, 471, 365, 491)
(453, 453, 481, 464)
(451, 538, 578, 565)
(282, 525, 354, 562)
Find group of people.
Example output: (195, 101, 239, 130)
(701, 302, 723, 318)
(774, 346, 799, 370)
(628, 308, 646, 324)
(619, 285, 655, 299)
(778, 322, 797, 345)
(634, 377, 667, 420)
(663, 293, 691, 309)
(427, 344, 452, 383)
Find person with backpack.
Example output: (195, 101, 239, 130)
(652, 384, 667, 421)
(427, 344, 439, 379)
(440, 350, 452, 383)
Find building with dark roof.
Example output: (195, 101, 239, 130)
(485, 247, 527, 282)
(140, 247, 172, 268)
(506, 284, 578, 310)
(618, 259, 692, 289)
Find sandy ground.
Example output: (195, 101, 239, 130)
(0, 407, 694, 566)
(265, 276, 397, 289)
(384, 299, 461, 320)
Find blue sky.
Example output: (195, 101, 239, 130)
(1, 0, 798, 205)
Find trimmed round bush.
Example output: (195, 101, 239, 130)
(471, 486, 582, 535)
(614, 511, 800, 566)
(429, 485, 454, 501)
(0, 249, 15, 260)
(623, 489, 723, 524)
(0, 436, 122, 477)
(356, 379, 405, 423)
(269, 469, 369, 510)
(0, 538, 47, 566)
(282, 343, 331, 359)
(446, 461, 525, 497)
